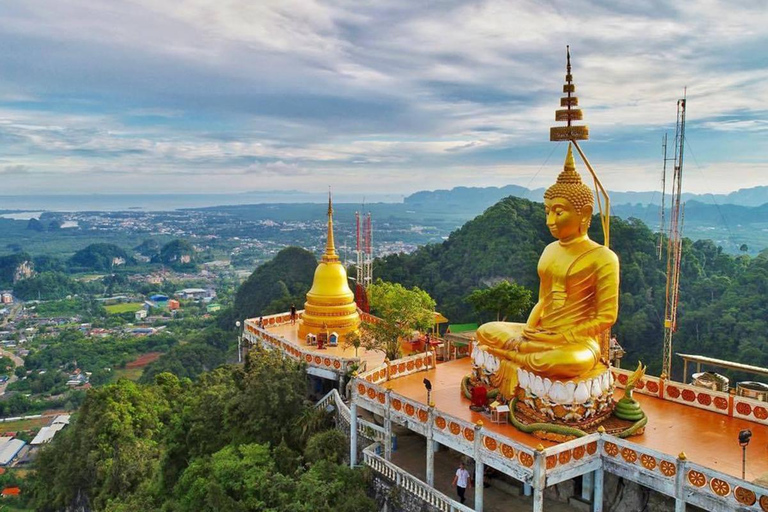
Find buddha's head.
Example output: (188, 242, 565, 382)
(544, 144, 594, 242)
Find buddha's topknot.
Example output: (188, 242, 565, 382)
(544, 143, 594, 212)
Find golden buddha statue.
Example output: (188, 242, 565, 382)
(475, 144, 619, 400)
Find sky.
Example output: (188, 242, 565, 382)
(0, 0, 767, 197)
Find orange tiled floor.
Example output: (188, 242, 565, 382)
(387, 358, 768, 481)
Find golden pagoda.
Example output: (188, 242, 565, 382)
(298, 193, 361, 340)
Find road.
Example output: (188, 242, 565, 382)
(0, 302, 24, 395)
(1, 302, 22, 327)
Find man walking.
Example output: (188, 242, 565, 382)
(452, 461, 472, 504)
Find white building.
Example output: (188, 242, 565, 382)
(0, 439, 26, 465)
(30, 424, 66, 445)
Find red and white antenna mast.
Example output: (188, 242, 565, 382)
(354, 206, 373, 312)
(662, 92, 687, 380)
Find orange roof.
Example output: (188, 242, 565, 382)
(2, 487, 20, 496)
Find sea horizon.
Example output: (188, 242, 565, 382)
(0, 192, 406, 213)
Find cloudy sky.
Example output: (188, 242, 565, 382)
(1, 0, 766, 196)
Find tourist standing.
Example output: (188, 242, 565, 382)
(290, 304, 297, 324)
(452, 462, 472, 504)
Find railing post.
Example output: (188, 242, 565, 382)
(593, 468, 604, 512)
(593, 427, 605, 512)
(581, 471, 593, 501)
(350, 400, 358, 468)
(426, 406, 435, 486)
(532, 445, 546, 512)
(339, 374, 346, 399)
(473, 421, 484, 512)
(675, 452, 687, 512)
(384, 389, 393, 461)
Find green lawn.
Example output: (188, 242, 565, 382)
(104, 302, 144, 314)
(114, 367, 143, 381)
(0, 416, 50, 433)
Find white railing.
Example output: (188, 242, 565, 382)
(358, 350, 437, 385)
(683, 459, 767, 511)
(317, 389, 387, 443)
(363, 443, 474, 512)
(243, 319, 361, 375)
(540, 434, 602, 485)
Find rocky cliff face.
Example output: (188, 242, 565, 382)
(13, 260, 34, 283)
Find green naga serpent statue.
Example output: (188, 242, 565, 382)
(614, 362, 647, 422)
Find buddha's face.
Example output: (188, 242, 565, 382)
(544, 197, 591, 242)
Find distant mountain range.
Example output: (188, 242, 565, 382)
(403, 184, 768, 254)
(404, 185, 768, 209)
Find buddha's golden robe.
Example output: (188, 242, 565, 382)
(477, 236, 619, 398)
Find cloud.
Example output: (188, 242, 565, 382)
(0, 164, 30, 175)
(0, 0, 766, 195)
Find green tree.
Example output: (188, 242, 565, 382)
(226, 346, 308, 449)
(466, 280, 533, 322)
(363, 280, 436, 360)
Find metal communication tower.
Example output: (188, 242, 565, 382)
(662, 94, 687, 380)
(658, 133, 669, 259)
(354, 210, 373, 312)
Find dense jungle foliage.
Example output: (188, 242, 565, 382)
(31, 347, 375, 512)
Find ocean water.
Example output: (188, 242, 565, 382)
(0, 192, 404, 212)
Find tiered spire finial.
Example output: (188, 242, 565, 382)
(323, 190, 339, 262)
(550, 45, 589, 142)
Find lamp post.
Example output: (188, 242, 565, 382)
(739, 429, 752, 480)
(423, 378, 432, 407)
(235, 320, 242, 363)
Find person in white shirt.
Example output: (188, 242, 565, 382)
(451, 461, 472, 504)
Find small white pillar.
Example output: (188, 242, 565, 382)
(532, 448, 545, 512)
(384, 389, 393, 461)
(592, 468, 603, 512)
(473, 423, 484, 512)
(675, 454, 687, 512)
(582, 471, 594, 501)
(349, 401, 358, 468)
(426, 407, 435, 486)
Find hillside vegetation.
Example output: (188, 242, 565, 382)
(227, 246, 317, 324)
(32, 349, 374, 511)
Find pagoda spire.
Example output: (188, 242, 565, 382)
(323, 190, 339, 262)
(550, 45, 589, 141)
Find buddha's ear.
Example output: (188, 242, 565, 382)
(580, 204, 594, 229)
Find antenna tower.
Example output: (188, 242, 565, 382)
(662, 93, 687, 379)
(354, 209, 373, 312)
(658, 133, 669, 259)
